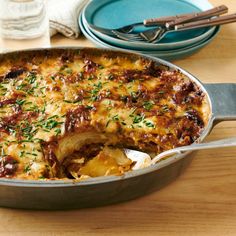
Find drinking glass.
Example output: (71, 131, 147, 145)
(0, 0, 50, 52)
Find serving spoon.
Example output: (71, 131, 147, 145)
(125, 137, 236, 170)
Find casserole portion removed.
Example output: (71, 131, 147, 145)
(0, 49, 209, 180)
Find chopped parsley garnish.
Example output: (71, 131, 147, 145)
(130, 112, 155, 128)
(65, 68, 73, 74)
(130, 91, 138, 99)
(19, 151, 25, 158)
(43, 119, 62, 130)
(143, 101, 154, 111)
(41, 102, 46, 113)
(85, 105, 94, 110)
(54, 128, 61, 136)
(129, 107, 137, 116)
(0, 84, 7, 96)
(108, 74, 114, 80)
(39, 86, 46, 95)
(90, 95, 98, 102)
(25, 152, 38, 157)
(38, 176, 45, 180)
(63, 99, 81, 104)
(16, 83, 27, 90)
(144, 120, 155, 128)
(25, 104, 40, 113)
(106, 120, 111, 127)
(133, 114, 145, 124)
(90, 81, 103, 101)
(162, 105, 169, 112)
(26, 73, 37, 84)
(15, 99, 25, 106)
(94, 81, 102, 89)
(120, 95, 128, 103)
(23, 165, 31, 173)
(1, 148, 6, 156)
(19, 120, 38, 140)
(112, 114, 119, 121)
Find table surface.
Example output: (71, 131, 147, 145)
(0, 0, 236, 235)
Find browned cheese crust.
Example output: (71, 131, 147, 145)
(0, 49, 210, 180)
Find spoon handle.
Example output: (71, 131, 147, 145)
(151, 137, 236, 165)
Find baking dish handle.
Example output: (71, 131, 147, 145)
(204, 83, 236, 122)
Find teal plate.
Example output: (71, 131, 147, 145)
(82, 0, 216, 50)
(79, 13, 220, 61)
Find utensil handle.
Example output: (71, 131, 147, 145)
(204, 83, 236, 122)
(175, 137, 236, 152)
(144, 5, 228, 26)
(151, 137, 236, 164)
(175, 13, 236, 30)
(143, 12, 215, 26)
(166, 5, 228, 28)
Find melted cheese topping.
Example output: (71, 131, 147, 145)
(0, 49, 210, 180)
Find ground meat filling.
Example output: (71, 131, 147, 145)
(0, 155, 18, 177)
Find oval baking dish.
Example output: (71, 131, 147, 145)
(0, 47, 235, 210)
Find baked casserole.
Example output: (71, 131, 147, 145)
(0, 49, 209, 180)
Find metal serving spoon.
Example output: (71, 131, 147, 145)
(124, 137, 236, 170)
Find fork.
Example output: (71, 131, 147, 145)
(113, 5, 228, 41)
(89, 5, 228, 36)
(115, 13, 236, 43)
(88, 15, 189, 37)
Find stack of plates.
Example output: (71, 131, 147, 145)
(79, 0, 220, 61)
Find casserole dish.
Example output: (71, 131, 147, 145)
(0, 47, 235, 210)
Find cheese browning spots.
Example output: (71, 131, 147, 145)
(0, 49, 209, 180)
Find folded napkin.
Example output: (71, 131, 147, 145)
(48, 0, 89, 38)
